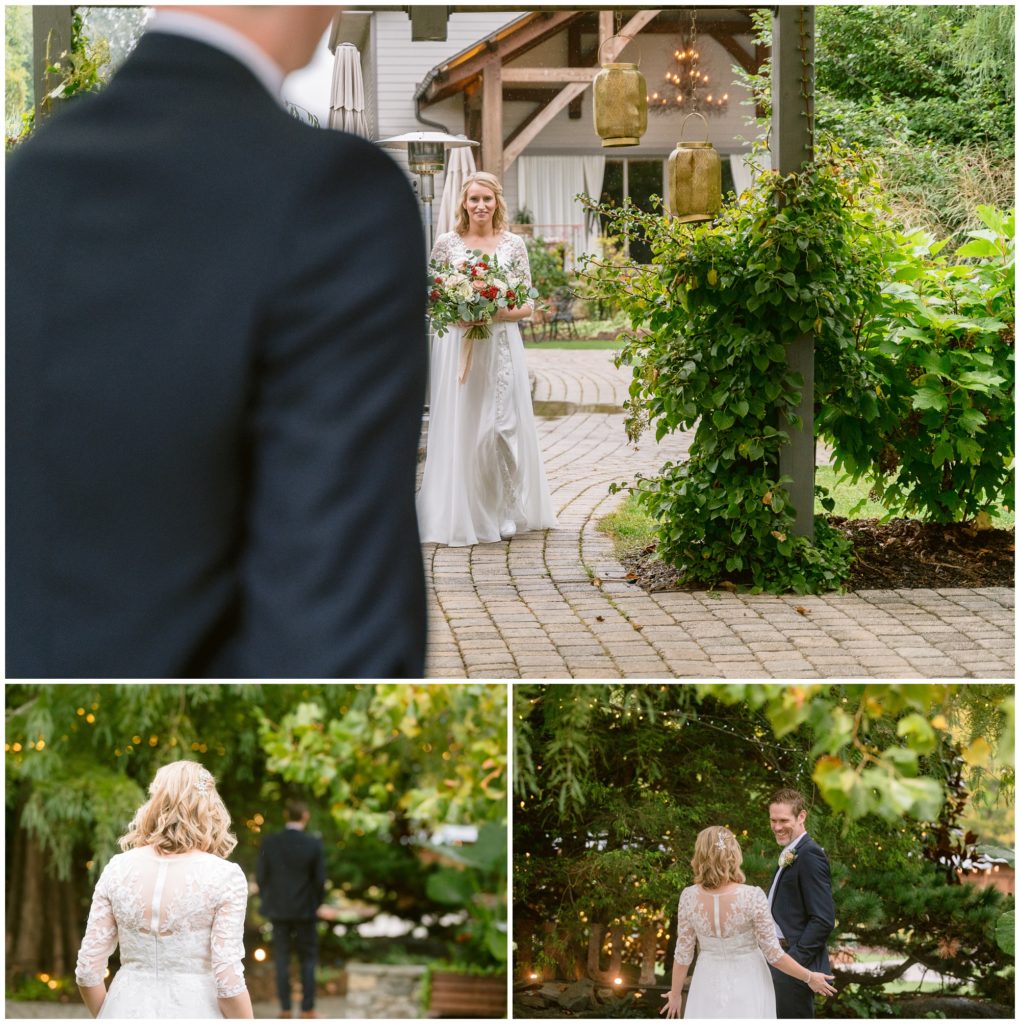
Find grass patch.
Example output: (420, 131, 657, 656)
(526, 338, 623, 350)
(882, 979, 969, 995)
(599, 471, 1014, 559)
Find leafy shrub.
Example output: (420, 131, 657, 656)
(525, 237, 570, 299)
(581, 147, 887, 593)
(820, 206, 1014, 523)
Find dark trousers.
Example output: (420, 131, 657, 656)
(272, 918, 318, 1011)
(770, 964, 815, 1018)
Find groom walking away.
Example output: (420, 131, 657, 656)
(258, 801, 327, 1019)
(766, 788, 836, 1018)
(7, 6, 427, 679)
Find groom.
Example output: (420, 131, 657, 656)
(7, 6, 427, 678)
(258, 801, 327, 1019)
(766, 788, 836, 1018)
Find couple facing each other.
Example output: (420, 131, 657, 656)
(75, 761, 326, 1020)
(661, 789, 837, 1020)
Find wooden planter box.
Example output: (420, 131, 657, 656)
(427, 971, 507, 1018)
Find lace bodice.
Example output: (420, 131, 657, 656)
(430, 231, 532, 290)
(674, 884, 784, 966)
(75, 846, 248, 999)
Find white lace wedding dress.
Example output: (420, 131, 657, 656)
(417, 230, 557, 546)
(674, 884, 784, 1018)
(75, 846, 248, 1018)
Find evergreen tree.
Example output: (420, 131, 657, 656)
(514, 684, 1013, 1016)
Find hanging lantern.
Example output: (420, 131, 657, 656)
(593, 37, 647, 148)
(667, 112, 722, 221)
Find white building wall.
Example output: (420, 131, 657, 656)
(363, 15, 379, 139)
(372, 9, 519, 209)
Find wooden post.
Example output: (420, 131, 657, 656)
(771, 5, 815, 540)
(567, 19, 584, 119)
(481, 55, 503, 174)
(33, 5, 74, 124)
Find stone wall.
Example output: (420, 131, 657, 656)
(344, 963, 427, 1019)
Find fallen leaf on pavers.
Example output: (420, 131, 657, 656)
(596, 615, 605, 622)
(591, 577, 603, 588)
(626, 572, 638, 580)
(632, 623, 644, 631)
(795, 606, 809, 616)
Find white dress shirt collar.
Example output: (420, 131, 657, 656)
(146, 10, 286, 103)
(781, 830, 808, 860)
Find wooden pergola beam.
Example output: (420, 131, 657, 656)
(480, 55, 503, 173)
(711, 32, 757, 74)
(420, 10, 582, 105)
(502, 82, 589, 172)
(501, 67, 599, 84)
(501, 9, 660, 175)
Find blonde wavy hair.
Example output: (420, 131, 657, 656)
(691, 826, 746, 889)
(119, 760, 237, 858)
(456, 171, 509, 234)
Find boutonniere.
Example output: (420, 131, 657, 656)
(781, 850, 798, 869)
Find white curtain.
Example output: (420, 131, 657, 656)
(516, 155, 606, 265)
(730, 149, 771, 198)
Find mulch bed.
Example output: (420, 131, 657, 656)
(620, 518, 1015, 593)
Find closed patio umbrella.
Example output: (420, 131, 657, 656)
(435, 138, 477, 237)
(328, 42, 367, 136)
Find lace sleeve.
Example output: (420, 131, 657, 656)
(431, 232, 457, 268)
(211, 864, 249, 999)
(75, 863, 118, 987)
(505, 232, 532, 290)
(673, 888, 697, 966)
(750, 887, 785, 965)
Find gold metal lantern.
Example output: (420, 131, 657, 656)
(593, 38, 647, 147)
(667, 112, 722, 221)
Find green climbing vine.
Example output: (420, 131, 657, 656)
(580, 146, 890, 593)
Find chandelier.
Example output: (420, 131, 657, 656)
(647, 10, 728, 116)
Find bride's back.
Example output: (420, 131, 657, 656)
(676, 882, 783, 964)
(78, 845, 248, 993)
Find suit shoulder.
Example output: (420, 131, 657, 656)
(284, 122, 407, 177)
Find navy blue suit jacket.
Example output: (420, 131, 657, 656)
(769, 834, 835, 973)
(7, 33, 427, 677)
(257, 827, 327, 922)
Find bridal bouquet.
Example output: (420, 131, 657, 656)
(428, 250, 537, 342)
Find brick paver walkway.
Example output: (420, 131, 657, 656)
(422, 350, 1014, 679)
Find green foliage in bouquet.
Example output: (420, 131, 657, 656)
(428, 250, 538, 341)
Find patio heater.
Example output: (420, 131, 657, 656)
(377, 131, 478, 255)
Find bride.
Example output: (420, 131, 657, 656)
(417, 170, 557, 546)
(75, 761, 253, 1019)
(660, 827, 836, 1019)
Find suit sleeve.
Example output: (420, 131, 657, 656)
(791, 844, 835, 963)
(256, 840, 269, 893)
(237, 134, 427, 678)
(314, 836, 326, 906)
